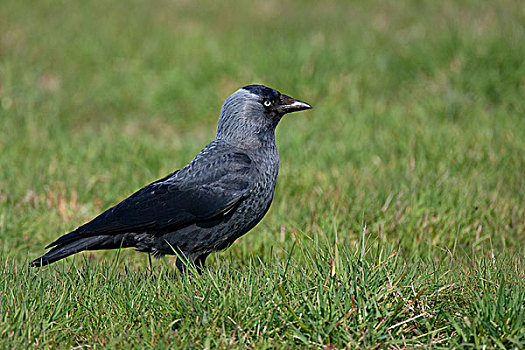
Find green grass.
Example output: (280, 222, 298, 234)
(1, 0, 524, 348)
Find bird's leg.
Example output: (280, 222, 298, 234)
(195, 254, 209, 274)
(175, 253, 208, 275)
(148, 252, 153, 275)
(175, 256, 191, 275)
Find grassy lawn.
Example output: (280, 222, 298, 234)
(1, 0, 524, 348)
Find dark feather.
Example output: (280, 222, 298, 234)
(45, 147, 254, 249)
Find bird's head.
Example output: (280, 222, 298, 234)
(216, 84, 312, 148)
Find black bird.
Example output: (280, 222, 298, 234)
(30, 85, 312, 272)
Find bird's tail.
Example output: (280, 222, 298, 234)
(30, 235, 118, 267)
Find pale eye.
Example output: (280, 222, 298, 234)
(263, 100, 272, 107)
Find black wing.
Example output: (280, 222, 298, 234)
(46, 146, 254, 248)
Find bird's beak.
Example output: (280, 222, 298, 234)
(278, 94, 312, 114)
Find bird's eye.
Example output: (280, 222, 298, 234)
(263, 100, 272, 107)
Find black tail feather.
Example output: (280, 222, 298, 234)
(30, 235, 122, 267)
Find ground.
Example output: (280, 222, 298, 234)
(0, 0, 524, 348)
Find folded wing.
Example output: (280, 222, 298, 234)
(46, 148, 254, 249)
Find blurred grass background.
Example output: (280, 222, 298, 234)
(1, 0, 524, 348)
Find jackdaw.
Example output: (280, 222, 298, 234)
(30, 84, 311, 272)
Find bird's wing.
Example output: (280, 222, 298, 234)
(47, 148, 255, 248)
